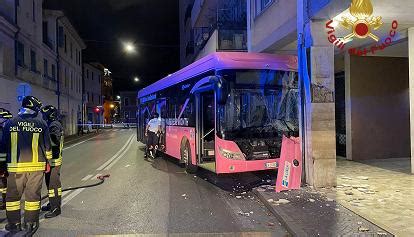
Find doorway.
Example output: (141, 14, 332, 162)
(197, 91, 216, 172)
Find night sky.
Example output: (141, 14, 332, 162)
(43, 0, 180, 94)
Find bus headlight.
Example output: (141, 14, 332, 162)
(218, 147, 244, 160)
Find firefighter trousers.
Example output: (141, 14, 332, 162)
(0, 176, 7, 205)
(6, 172, 44, 224)
(45, 166, 62, 209)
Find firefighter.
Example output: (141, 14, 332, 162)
(0, 96, 52, 236)
(41, 105, 63, 218)
(0, 108, 13, 210)
(145, 112, 161, 159)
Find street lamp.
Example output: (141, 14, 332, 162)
(134, 77, 140, 82)
(116, 95, 121, 100)
(123, 41, 136, 54)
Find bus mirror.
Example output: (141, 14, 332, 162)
(210, 76, 228, 105)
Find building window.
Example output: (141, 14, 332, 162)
(124, 97, 130, 106)
(16, 42, 24, 66)
(64, 34, 67, 53)
(32, 0, 35, 22)
(58, 26, 64, 47)
(42, 21, 48, 44)
(70, 70, 73, 90)
(30, 50, 37, 72)
(43, 58, 48, 76)
(51, 64, 56, 80)
(255, 0, 274, 16)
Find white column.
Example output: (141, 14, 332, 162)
(408, 27, 414, 174)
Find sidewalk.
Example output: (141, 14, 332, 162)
(254, 186, 393, 237)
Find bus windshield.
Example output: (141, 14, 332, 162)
(217, 69, 299, 141)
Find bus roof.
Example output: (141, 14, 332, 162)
(137, 52, 298, 99)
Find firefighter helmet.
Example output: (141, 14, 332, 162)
(41, 105, 59, 121)
(22, 96, 43, 112)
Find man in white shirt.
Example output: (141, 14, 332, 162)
(145, 113, 161, 159)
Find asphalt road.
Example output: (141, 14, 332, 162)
(0, 129, 289, 237)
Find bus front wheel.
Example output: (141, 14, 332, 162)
(181, 142, 198, 174)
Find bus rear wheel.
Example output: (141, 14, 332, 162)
(181, 142, 198, 174)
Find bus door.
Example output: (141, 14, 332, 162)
(195, 91, 216, 172)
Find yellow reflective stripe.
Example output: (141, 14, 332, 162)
(7, 162, 46, 168)
(0, 188, 7, 193)
(11, 132, 17, 164)
(48, 189, 55, 197)
(8, 167, 45, 172)
(32, 133, 39, 163)
(7, 162, 46, 172)
(6, 201, 20, 211)
(49, 158, 62, 166)
(0, 152, 6, 157)
(45, 151, 53, 160)
(59, 136, 64, 159)
(58, 187, 62, 196)
(0, 157, 6, 162)
(24, 201, 40, 211)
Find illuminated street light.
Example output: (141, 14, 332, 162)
(134, 77, 140, 82)
(123, 41, 136, 54)
(116, 95, 121, 100)
(110, 104, 115, 109)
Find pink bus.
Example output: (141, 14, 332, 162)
(137, 52, 299, 174)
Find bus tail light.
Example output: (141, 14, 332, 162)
(218, 147, 244, 160)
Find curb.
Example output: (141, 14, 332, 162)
(253, 189, 307, 237)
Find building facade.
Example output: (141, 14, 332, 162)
(83, 63, 103, 125)
(179, 0, 248, 67)
(102, 67, 114, 124)
(0, 0, 58, 116)
(119, 91, 137, 124)
(0, 2, 86, 136)
(44, 10, 86, 136)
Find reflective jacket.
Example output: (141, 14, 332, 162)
(0, 126, 6, 169)
(48, 120, 64, 167)
(0, 114, 52, 173)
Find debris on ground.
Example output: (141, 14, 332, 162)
(358, 227, 370, 232)
(275, 199, 290, 204)
(267, 222, 275, 226)
(308, 198, 315, 202)
(326, 198, 334, 202)
(357, 176, 369, 180)
(267, 199, 274, 203)
(256, 188, 266, 192)
(125, 164, 131, 167)
(235, 195, 242, 199)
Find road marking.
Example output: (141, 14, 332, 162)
(61, 188, 85, 206)
(104, 136, 135, 170)
(96, 134, 134, 171)
(63, 136, 98, 151)
(81, 174, 93, 181)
